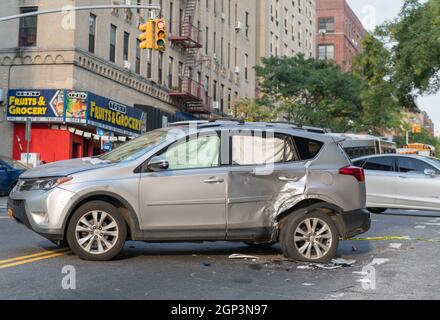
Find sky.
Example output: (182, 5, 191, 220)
(347, 0, 440, 135)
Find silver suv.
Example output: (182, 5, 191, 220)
(8, 121, 370, 262)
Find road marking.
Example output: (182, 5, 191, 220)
(349, 236, 410, 241)
(0, 216, 10, 219)
(0, 248, 70, 270)
(389, 243, 402, 249)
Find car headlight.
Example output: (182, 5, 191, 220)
(29, 177, 73, 191)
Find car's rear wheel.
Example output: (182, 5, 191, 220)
(367, 208, 387, 214)
(280, 210, 339, 263)
(66, 201, 127, 261)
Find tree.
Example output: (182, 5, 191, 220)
(255, 54, 363, 132)
(233, 98, 276, 122)
(352, 34, 401, 134)
(382, 0, 440, 97)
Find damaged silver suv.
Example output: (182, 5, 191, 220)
(8, 121, 370, 262)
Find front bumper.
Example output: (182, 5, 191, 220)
(7, 187, 76, 241)
(340, 209, 371, 239)
(8, 197, 64, 240)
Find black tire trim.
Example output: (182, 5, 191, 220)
(63, 191, 143, 240)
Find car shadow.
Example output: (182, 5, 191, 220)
(379, 210, 440, 218)
(116, 242, 283, 261)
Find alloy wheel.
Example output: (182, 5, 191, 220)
(75, 210, 119, 255)
(293, 217, 333, 260)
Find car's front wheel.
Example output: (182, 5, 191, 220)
(280, 210, 339, 263)
(66, 201, 127, 261)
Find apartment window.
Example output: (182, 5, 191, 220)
(244, 54, 249, 80)
(109, 24, 117, 62)
(158, 52, 164, 84)
(19, 7, 38, 47)
(318, 44, 335, 60)
(245, 12, 249, 38)
(169, 1, 174, 34)
(178, 62, 184, 90)
(146, 49, 152, 78)
(205, 76, 210, 101)
(123, 32, 130, 61)
(88, 14, 96, 53)
(205, 27, 209, 55)
(220, 84, 225, 112)
(213, 80, 218, 102)
(136, 39, 141, 74)
(168, 56, 174, 89)
(318, 17, 335, 33)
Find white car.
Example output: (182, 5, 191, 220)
(353, 154, 440, 213)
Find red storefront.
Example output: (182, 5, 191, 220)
(12, 123, 100, 164)
(7, 89, 146, 165)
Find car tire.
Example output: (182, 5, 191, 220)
(367, 208, 387, 214)
(279, 210, 339, 263)
(66, 201, 127, 261)
(243, 241, 276, 249)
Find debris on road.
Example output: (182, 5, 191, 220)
(297, 258, 356, 270)
(228, 254, 259, 260)
(203, 262, 211, 267)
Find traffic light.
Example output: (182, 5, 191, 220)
(154, 18, 167, 52)
(412, 124, 422, 134)
(138, 20, 155, 50)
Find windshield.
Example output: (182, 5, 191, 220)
(98, 130, 176, 163)
(0, 157, 28, 170)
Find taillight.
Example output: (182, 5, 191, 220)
(339, 166, 365, 182)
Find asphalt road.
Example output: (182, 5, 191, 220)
(1, 196, 440, 300)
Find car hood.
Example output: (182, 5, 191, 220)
(20, 158, 115, 179)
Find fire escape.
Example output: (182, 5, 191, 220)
(169, 0, 211, 115)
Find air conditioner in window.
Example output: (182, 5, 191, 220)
(318, 29, 327, 35)
(212, 101, 220, 109)
(213, 53, 218, 61)
(235, 21, 242, 31)
(221, 13, 226, 21)
(123, 60, 131, 70)
(234, 66, 241, 74)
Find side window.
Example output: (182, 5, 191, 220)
(160, 134, 220, 170)
(397, 158, 437, 174)
(231, 132, 298, 166)
(294, 137, 323, 160)
(363, 157, 395, 172)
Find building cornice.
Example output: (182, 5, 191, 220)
(0, 47, 178, 108)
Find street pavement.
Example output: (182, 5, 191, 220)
(1, 196, 440, 300)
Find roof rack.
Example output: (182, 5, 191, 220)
(169, 120, 326, 134)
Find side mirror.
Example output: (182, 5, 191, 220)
(424, 169, 437, 177)
(0, 165, 7, 172)
(147, 156, 169, 172)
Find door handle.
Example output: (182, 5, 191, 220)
(279, 176, 300, 182)
(204, 177, 224, 184)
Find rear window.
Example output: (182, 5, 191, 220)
(232, 133, 298, 166)
(294, 137, 323, 160)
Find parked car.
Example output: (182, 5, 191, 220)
(8, 121, 370, 262)
(353, 154, 440, 213)
(0, 157, 27, 196)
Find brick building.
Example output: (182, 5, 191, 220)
(316, 0, 366, 72)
